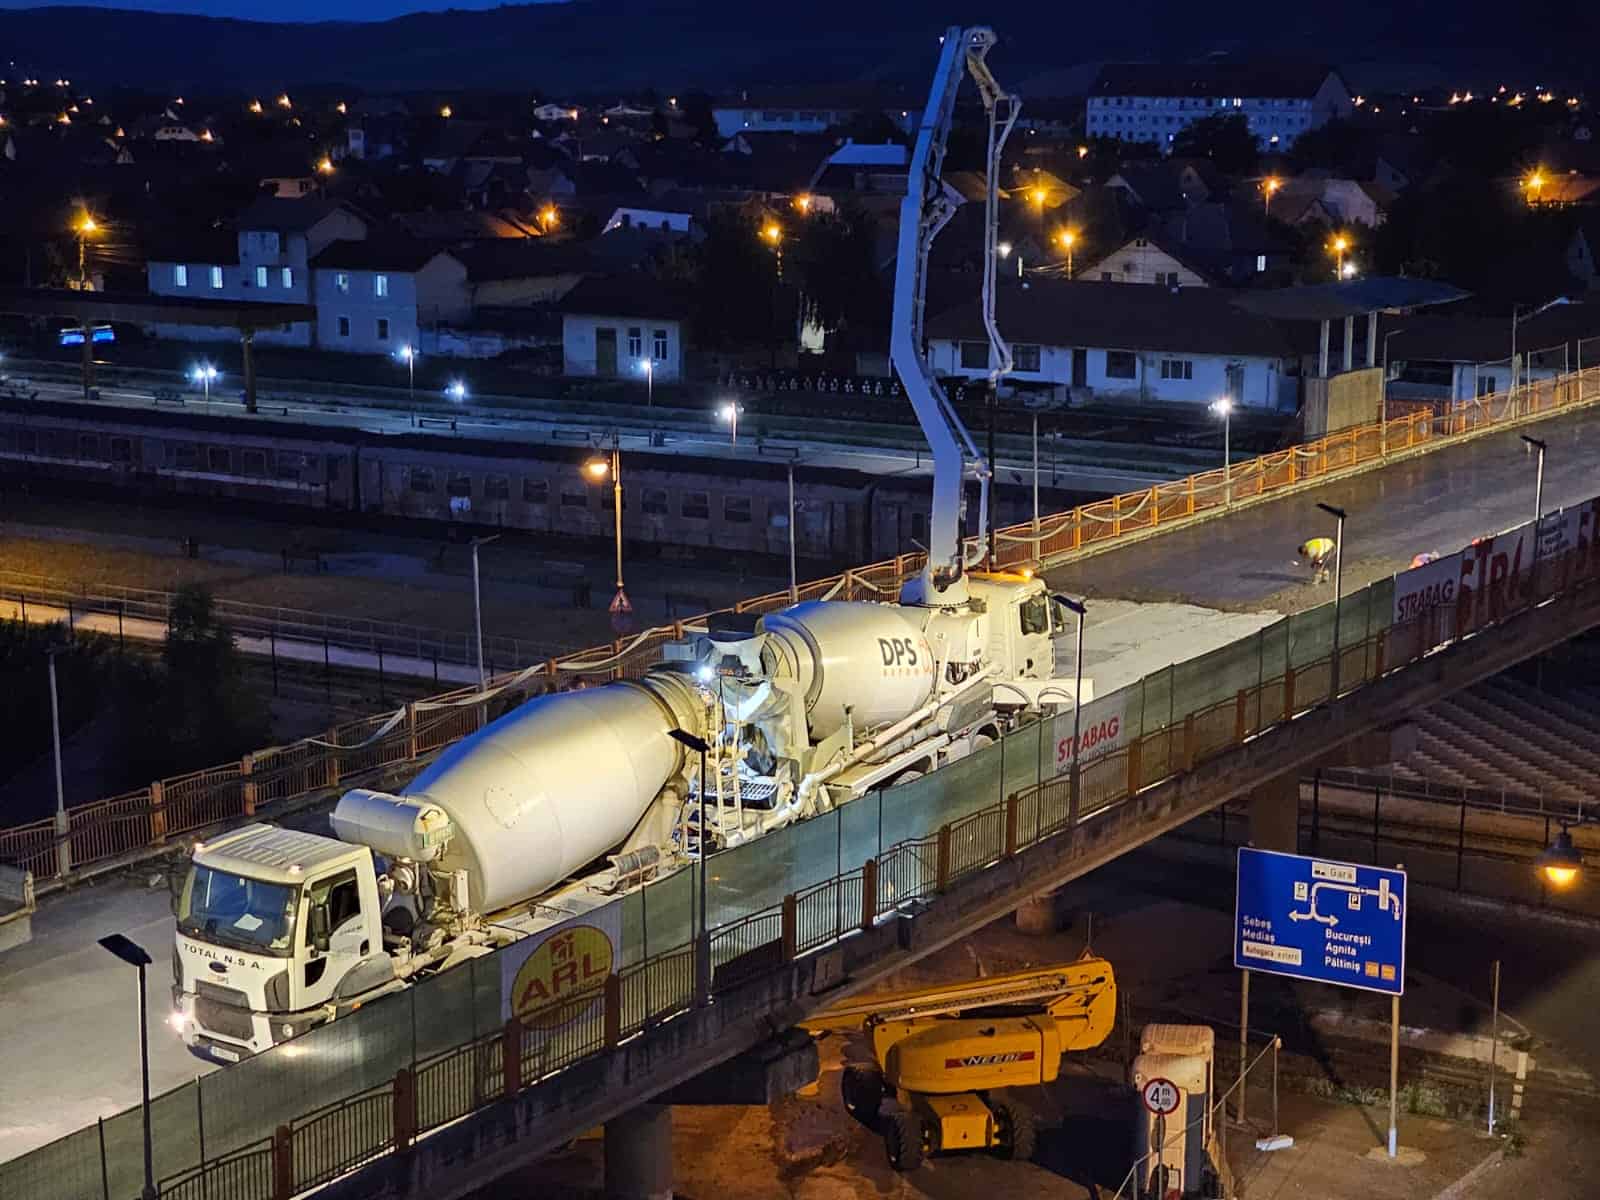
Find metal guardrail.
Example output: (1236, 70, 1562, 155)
(0, 570, 549, 672)
(3, 365, 1597, 896)
(15, 523, 1600, 1200)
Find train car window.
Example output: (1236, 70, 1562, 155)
(241, 450, 268, 477)
(642, 489, 668, 515)
(173, 442, 198, 468)
(600, 487, 626, 511)
(724, 496, 752, 524)
(207, 447, 230, 472)
(523, 478, 549, 504)
(682, 491, 709, 520)
(276, 455, 303, 481)
(484, 475, 510, 500)
(410, 467, 435, 493)
(109, 437, 133, 463)
(560, 487, 587, 508)
(447, 474, 472, 498)
(78, 434, 100, 459)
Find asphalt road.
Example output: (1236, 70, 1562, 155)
(1054, 403, 1600, 613)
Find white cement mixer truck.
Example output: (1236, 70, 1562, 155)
(168, 25, 1078, 1061)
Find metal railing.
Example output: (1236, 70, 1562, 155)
(4, 364, 1597, 899)
(14, 523, 1600, 1200)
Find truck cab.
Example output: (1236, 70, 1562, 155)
(171, 824, 390, 1061)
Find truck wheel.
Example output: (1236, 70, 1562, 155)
(841, 1064, 885, 1123)
(884, 1110, 925, 1171)
(991, 1100, 1036, 1161)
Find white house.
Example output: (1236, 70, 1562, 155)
(1085, 63, 1353, 152)
(712, 94, 915, 139)
(926, 279, 1297, 410)
(559, 275, 687, 382)
(145, 197, 367, 346)
(310, 240, 471, 355)
(534, 102, 581, 122)
(1076, 236, 1215, 287)
(601, 205, 694, 235)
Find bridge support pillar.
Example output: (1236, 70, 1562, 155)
(1247, 774, 1299, 853)
(605, 1102, 673, 1200)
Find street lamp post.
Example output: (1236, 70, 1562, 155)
(1317, 503, 1348, 696)
(75, 212, 97, 288)
(1330, 234, 1349, 281)
(1262, 176, 1282, 217)
(1210, 397, 1233, 504)
(190, 363, 218, 410)
(1057, 229, 1076, 278)
(641, 357, 654, 407)
(719, 402, 743, 449)
(469, 534, 500, 690)
(1520, 434, 1546, 527)
(787, 460, 799, 603)
(47, 646, 70, 878)
(1031, 413, 1040, 534)
(1054, 595, 1088, 826)
(398, 345, 417, 424)
(97, 933, 158, 1200)
(585, 434, 630, 630)
(667, 728, 711, 1004)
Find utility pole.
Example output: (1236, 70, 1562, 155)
(470, 534, 501, 690)
(48, 646, 70, 877)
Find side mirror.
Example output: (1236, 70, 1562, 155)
(309, 904, 331, 953)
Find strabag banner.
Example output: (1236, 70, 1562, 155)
(1391, 496, 1600, 627)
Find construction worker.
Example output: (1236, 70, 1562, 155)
(1298, 536, 1337, 584)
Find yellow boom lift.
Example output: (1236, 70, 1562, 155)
(803, 956, 1117, 1170)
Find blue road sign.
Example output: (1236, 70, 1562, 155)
(1234, 847, 1406, 996)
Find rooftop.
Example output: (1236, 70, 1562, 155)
(311, 238, 457, 272)
(927, 279, 1296, 359)
(1090, 62, 1343, 101)
(1229, 278, 1471, 322)
(559, 273, 688, 322)
(197, 823, 360, 882)
(235, 195, 356, 233)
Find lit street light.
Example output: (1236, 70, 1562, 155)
(189, 362, 219, 408)
(1261, 176, 1282, 217)
(1057, 228, 1077, 277)
(1210, 396, 1233, 504)
(639, 357, 654, 407)
(1316, 502, 1348, 695)
(97, 932, 158, 1200)
(75, 210, 98, 288)
(1538, 824, 1582, 888)
(397, 344, 417, 423)
(445, 378, 467, 403)
(539, 205, 559, 232)
(584, 432, 630, 631)
(761, 221, 783, 279)
(1330, 234, 1350, 281)
(719, 401, 743, 448)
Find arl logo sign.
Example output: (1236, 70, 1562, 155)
(511, 925, 614, 1030)
(878, 637, 923, 669)
(943, 1050, 1036, 1068)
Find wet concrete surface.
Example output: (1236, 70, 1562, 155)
(1052, 405, 1600, 613)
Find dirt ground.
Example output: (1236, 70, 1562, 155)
(476, 853, 1583, 1200)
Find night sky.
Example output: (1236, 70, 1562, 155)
(0, 0, 528, 18)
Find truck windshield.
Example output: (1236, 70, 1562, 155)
(177, 865, 299, 956)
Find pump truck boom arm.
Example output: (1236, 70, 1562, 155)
(893, 26, 1018, 603)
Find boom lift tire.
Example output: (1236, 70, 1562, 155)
(884, 1110, 926, 1171)
(841, 1064, 885, 1123)
(990, 1098, 1035, 1161)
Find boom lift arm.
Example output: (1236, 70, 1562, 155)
(893, 26, 1019, 607)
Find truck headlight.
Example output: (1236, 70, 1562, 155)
(282, 1023, 294, 1039)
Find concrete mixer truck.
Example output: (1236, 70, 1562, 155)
(167, 25, 1079, 1062)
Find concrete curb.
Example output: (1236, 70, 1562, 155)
(1430, 1144, 1504, 1200)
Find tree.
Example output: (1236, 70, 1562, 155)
(1288, 117, 1371, 174)
(114, 585, 269, 781)
(1170, 113, 1259, 176)
(690, 209, 785, 353)
(790, 205, 886, 342)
